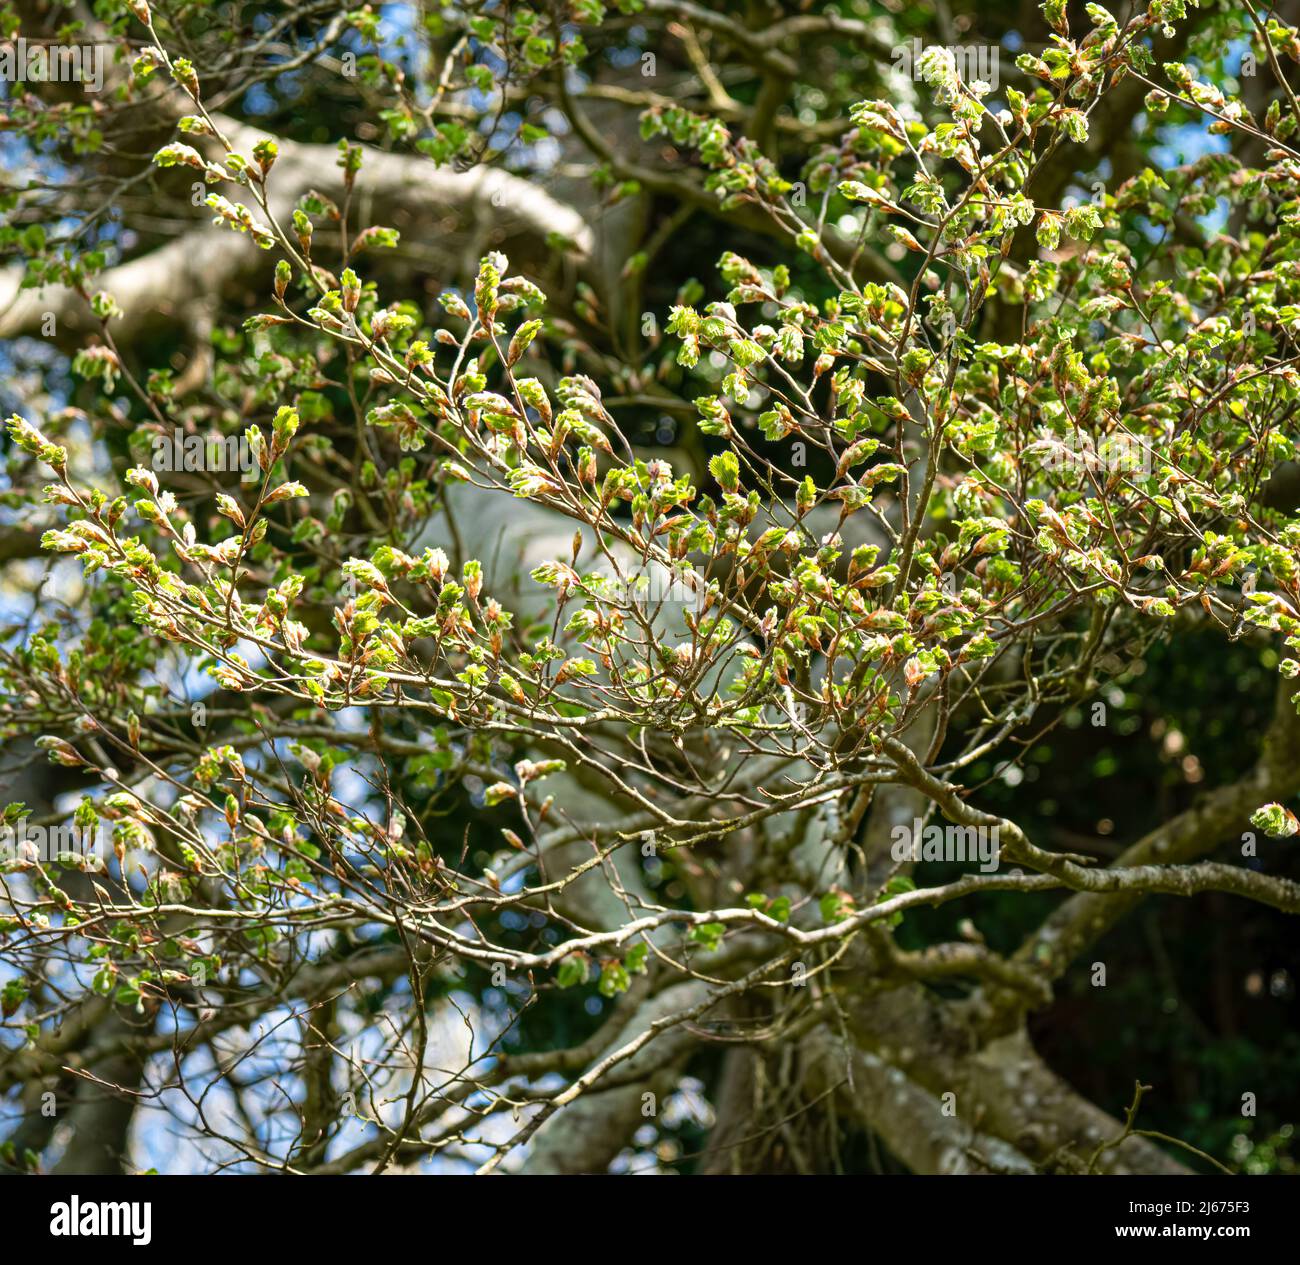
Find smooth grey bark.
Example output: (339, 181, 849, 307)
(0, 120, 594, 346)
(520, 980, 712, 1174)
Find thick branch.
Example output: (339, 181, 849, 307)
(0, 122, 593, 344)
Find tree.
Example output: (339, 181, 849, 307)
(1, 0, 1299, 1176)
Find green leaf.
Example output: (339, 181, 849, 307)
(556, 956, 590, 988)
(688, 921, 726, 952)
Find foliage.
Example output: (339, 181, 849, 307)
(1, 0, 1299, 1175)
